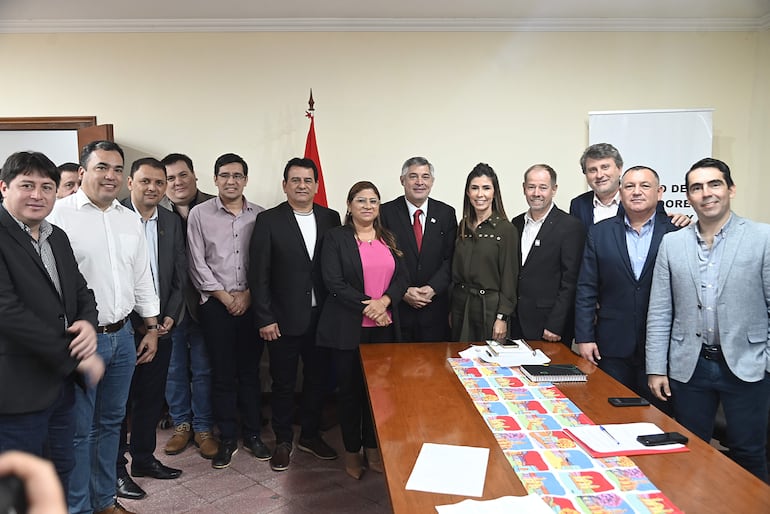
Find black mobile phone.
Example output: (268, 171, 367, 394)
(608, 397, 651, 407)
(502, 337, 520, 348)
(636, 432, 689, 446)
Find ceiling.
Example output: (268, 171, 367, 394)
(1, 0, 769, 32)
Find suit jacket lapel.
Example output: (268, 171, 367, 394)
(611, 217, 636, 282)
(684, 226, 703, 304)
(639, 217, 666, 281)
(281, 202, 312, 263)
(716, 217, 744, 295)
(395, 198, 419, 256)
(1, 211, 60, 296)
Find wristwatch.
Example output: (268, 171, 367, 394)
(145, 324, 159, 331)
(496, 313, 508, 322)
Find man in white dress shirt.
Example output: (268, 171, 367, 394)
(48, 140, 159, 514)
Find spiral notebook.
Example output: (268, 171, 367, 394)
(520, 364, 587, 383)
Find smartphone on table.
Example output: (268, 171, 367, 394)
(608, 397, 650, 407)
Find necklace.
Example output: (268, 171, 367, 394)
(355, 231, 376, 245)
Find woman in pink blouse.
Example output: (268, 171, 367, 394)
(316, 181, 407, 479)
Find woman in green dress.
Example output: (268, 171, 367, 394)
(450, 163, 519, 342)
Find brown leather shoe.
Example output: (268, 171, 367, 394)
(164, 422, 193, 455)
(194, 431, 219, 459)
(94, 501, 136, 514)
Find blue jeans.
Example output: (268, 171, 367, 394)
(68, 322, 136, 514)
(0, 379, 75, 492)
(670, 354, 770, 481)
(165, 314, 213, 432)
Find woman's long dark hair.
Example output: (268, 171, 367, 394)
(458, 163, 507, 238)
(345, 180, 403, 257)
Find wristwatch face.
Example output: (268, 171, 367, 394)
(496, 313, 504, 320)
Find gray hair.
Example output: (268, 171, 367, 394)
(401, 156, 435, 177)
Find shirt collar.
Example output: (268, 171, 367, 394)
(131, 200, 158, 221)
(215, 195, 251, 214)
(623, 212, 656, 232)
(593, 190, 621, 208)
(405, 197, 429, 218)
(8, 212, 53, 241)
(525, 202, 554, 225)
(695, 213, 734, 244)
(74, 188, 123, 211)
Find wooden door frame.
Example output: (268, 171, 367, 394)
(0, 116, 98, 130)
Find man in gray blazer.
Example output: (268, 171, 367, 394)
(646, 158, 770, 481)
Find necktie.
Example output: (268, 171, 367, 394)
(413, 209, 423, 252)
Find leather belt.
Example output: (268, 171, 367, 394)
(700, 344, 723, 361)
(97, 318, 128, 334)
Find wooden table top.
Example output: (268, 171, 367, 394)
(360, 341, 770, 513)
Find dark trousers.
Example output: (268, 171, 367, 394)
(399, 304, 449, 343)
(267, 308, 330, 444)
(670, 356, 770, 481)
(331, 325, 394, 453)
(117, 334, 173, 470)
(201, 297, 263, 441)
(0, 379, 75, 492)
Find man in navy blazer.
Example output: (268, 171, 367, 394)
(511, 164, 585, 345)
(647, 158, 770, 481)
(0, 151, 103, 491)
(569, 143, 689, 230)
(380, 157, 457, 342)
(249, 157, 341, 471)
(575, 166, 678, 402)
(116, 158, 187, 494)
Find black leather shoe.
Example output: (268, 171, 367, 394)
(116, 472, 146, 500)
(298, 435, 338, 460)
(270, 442, 292, 471)
(131, 459, 182, 480)
(243, 435, 271, 461)
(212, 439, 238, 469)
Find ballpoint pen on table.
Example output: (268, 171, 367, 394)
(599, 425, 621, 445)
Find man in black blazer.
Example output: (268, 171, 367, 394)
(116, 158, 187, 495)
(575, 166, 678, 403)
(511, 165, 585, 346)
(380, 157, 457, 342)
(0, 151, 103, 491)
(249, 157, 341, 471)
(569, 143, 690, 230)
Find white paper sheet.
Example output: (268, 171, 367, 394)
(435, 495, 555, 514)
(405, 443, 489, 497)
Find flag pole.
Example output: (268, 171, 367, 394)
(304, 89, 328, 207)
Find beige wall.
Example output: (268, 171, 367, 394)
(1, 30, 767, 221)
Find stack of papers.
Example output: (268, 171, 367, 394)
(459, 344, 550, 366)
(564, 423, 690, 457)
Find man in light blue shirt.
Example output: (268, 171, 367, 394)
(575, 166, 678, 403)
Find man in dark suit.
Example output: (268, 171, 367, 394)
(511, 164, 585, 346)
(575, 166, 678, 403)
(380, 156, 457, 342)
(249, 157, 341, 471)
(160, 153, 217, 460)
(570, 143, 690, 230)
(115, 158, 187, 497)
(0, 151, 103, 491)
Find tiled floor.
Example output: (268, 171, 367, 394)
(121, 419, 392, 514)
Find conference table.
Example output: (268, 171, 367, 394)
(360, 341, 770, 513)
